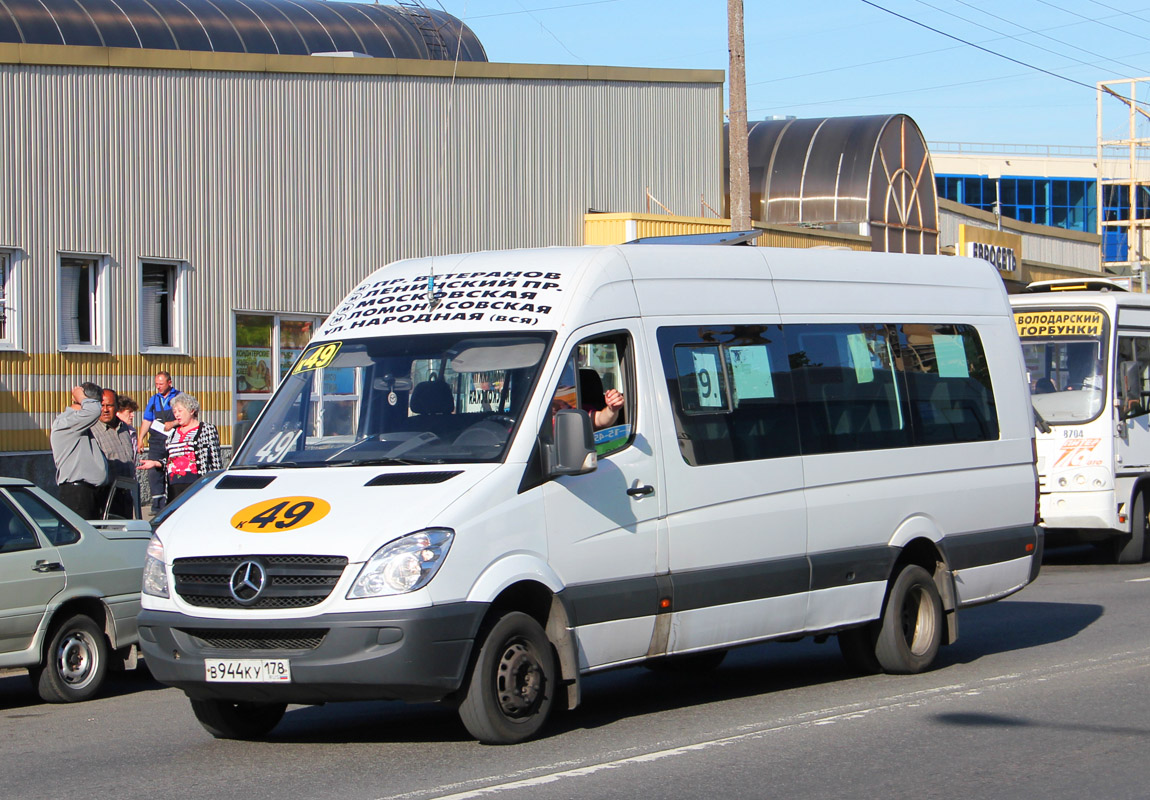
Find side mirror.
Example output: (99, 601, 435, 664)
(544, 409, 597, 477)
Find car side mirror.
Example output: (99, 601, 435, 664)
(544, 409, 597, 477)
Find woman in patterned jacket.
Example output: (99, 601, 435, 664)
(140, 393, 222, 502)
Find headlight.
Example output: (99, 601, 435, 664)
(348, 528, 454, 599)
(142, 534, 169, 598)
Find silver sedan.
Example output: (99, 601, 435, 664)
(0, 477, 151, 702)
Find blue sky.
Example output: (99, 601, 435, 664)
(429, 0, 1150, 148)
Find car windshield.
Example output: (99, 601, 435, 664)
(233, 332, 552, 468)
(1021, 337, 1108, 424)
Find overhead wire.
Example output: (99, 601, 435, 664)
(1036, 0, 1150, 43)
(464, 0, 619, 19)
(513, 0, 584, 61)
(1086, 0, 1150, 26)
(919, 0, 1150, 77)
(751, 7, 1150, 89)
(858, 0, 1150, 109)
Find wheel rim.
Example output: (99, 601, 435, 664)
(56, 630, 99, 689)
(900, 586, 937, 657)
(495, 639, 544, 719)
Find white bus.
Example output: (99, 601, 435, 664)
(1012, 279, 1150, 562)
(138, 245, 1041, 744)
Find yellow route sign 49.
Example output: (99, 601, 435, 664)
(231, 497, 331, 531)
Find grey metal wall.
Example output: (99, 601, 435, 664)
(0, 49, 722, 472)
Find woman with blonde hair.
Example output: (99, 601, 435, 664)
(140, 393, 222, 502)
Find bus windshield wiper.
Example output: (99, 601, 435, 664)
(337, 457, 445, 467)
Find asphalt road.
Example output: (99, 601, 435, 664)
(5, 546, 1149, 800)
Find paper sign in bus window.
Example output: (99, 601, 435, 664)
(933, 334, 970, 378)
(692, 349, 724, 408)
(847, 334, 875, 384)
(728, 345, 775, 399)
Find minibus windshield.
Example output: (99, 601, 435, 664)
(232, 332, 552, 468)
(1021, 337, 1107, 424)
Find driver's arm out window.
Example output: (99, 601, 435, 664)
(550, 334, 634, 457)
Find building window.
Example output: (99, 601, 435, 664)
(58, 254, 107, 350)
(140, 260, 185, 352)
(234, 313, 324, 443)
(0, 249, 16, 349)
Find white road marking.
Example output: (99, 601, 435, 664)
(378, 647, 1150, 800)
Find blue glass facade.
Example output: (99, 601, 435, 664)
(935, 174, 1097, 233)
(1100, 184, 1150, 262)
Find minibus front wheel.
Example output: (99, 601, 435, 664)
(458, 611, 557, 744)
(190, 698, 287, 740)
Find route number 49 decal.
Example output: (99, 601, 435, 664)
(292, 342, 341, 374)
(231, 497, 331, 531)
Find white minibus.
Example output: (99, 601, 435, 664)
(138, 245, 1041, 744)
(1012, 279, 1150, 562)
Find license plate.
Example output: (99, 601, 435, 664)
(205, 658, 291, 683)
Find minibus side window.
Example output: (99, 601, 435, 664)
(788, 324, 909, 455)
(1118, 336, 1150, 419)
(656, 324, 799, 466)
(895, 324, 999, 444)
(548, 333, 634, 458)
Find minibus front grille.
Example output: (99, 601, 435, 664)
(179, 628, 328, 651)
(172, 555, 348, 610)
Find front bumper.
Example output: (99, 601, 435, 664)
(1040, 489, 1117, 530)
(137, 602, 488, 705)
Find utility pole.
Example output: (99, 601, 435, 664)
(728, 0, 751, 232)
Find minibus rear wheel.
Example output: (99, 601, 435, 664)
(874, 565, 943, 674)
(458, 611, 556, 745)
(189, 698, 287, 740)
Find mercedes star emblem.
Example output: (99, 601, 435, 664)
(229, 560, 267, 604)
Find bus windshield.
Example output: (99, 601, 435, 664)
(1020, 337, 1107, 424)
(233, 332, 552, 468)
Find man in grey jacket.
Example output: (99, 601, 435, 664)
(50, 383, 109, 518)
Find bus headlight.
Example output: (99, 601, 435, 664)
(348, 528, 454, 598)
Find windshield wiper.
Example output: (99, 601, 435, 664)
(337, 457, 446, 467)
(232, 461, 334, 470)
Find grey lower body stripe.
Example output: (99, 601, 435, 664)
(808, 546, 897, 592)
(561, 525, 1037, 627)
(671, 557, 809, 612)
(943, 525, 1038, 571)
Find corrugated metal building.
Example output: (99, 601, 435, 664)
(0, 5, 724, 485)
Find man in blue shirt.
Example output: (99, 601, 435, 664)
(138, 371, 180, 514)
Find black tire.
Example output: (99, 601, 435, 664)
(32, 614, 109, 703)
(1114, 491, 1148, 564)
(644, 649, 727, 673)
(837, 624, 882, 675)
(189, 698, 287, 740)
(458, 611, 556, 745)
(874, 564, 944, 675)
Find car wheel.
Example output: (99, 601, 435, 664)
(458, 611, 556, 744)
(33, 614, 109, 703)
(874, 564, 944, 675)
(190, 698, 287, 740)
